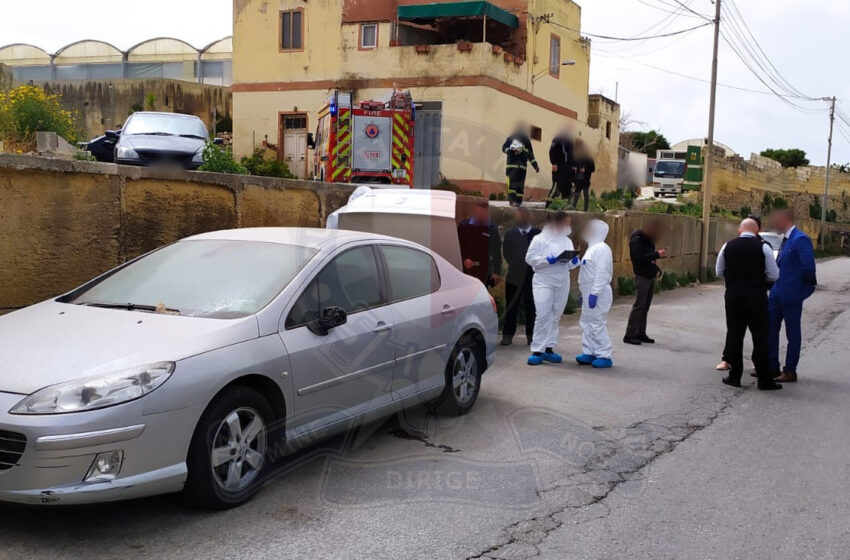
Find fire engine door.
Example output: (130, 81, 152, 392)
(352, 115, 392, 172)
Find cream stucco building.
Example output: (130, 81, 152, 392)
(232, 0, 619, 197)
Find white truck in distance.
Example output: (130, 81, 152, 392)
(652, 150, 688, 197)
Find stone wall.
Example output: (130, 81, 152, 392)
(0, 63, 12, 93)
(1, 154, 840, 312)
(0, 154, 351, 310)
(710, 154, 850, 224)
(36, 79, 232, 139)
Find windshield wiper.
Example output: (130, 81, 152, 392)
(82, 302, 181, 315)
(179, 134, 207, 140)
(128, 132, 176, 136)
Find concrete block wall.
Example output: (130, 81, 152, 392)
(0, 154, 353, 310)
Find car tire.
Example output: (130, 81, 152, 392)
(184, 385, 275, 510)
(433, 337, 483, 416)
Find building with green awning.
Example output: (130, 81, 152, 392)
(397, 1, 519, 29)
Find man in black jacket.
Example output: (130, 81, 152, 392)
(501, 207, 541, 346)
(502, 122, 539, 207)
(624, 219, 666, 345)
(716, 218, 782, 391)
(458, 201, 502, 287)
(548, 126, 575, 207)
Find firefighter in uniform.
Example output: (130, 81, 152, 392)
(501, 123, 539, 207)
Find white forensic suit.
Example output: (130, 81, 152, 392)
(578, 220, 614, 360)
(525, 225, 580, 354)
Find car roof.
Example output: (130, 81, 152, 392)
(129, 111, 202, 120)
(185, 227, 406, 249)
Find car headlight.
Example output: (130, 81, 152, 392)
(9, 362, 175, 415)
(116, 146, 139, 160)
(192, 150, 204, 164)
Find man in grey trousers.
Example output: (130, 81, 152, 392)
(624, 219, 666, 345)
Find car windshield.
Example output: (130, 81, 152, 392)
(123, 113, 208, 139)
(69, 240, 317, 319)
(655, 161, 686, 177)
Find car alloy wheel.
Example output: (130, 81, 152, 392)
(452, 347, 479, 406)
(210, 407, 267, 493)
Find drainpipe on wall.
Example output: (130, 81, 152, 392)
(48, 54, 56, 81)
(197, 53, 204, 84)
(121, 52, 128, 79)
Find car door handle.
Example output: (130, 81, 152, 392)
(441, 305, 456, 315)
(373, 322, 393, 334)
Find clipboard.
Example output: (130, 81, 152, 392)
(558, 250, 580, 262)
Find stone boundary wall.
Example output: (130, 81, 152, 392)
(0, 154, 352, 309)
(711, 154, 850, 224)
(0, 155, 840, 311)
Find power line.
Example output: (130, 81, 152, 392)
(593, 49, 829, 100)
(667, 0, 713, 21)
(720, 31, 823, 113)
(723, 0, 817, 101)
(635, 0, 709, 19)
(549, 19, 712, 42)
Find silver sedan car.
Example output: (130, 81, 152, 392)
(0, 228, 497, 508)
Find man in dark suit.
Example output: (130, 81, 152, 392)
(624, 219, 666, 345)
(716, 218, 782, 391)
(501, 207, 541, 346)
(458, 201, 502, 288)
(768, 209, 817, 383)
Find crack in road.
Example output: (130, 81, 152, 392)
(464, 392, 741, 560)
(388, 428, 462, 453)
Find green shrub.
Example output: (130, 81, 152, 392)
(563, 291, 580, 315)
(0, 85, 81, 152)
(618, 276, 636, 296)
(240, 148, 295, 178)
(72, 150, 96, 161)
(548, 197, 570, 211)
(198, 141, 247, 175)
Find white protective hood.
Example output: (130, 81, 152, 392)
(582, 220, 610, 247)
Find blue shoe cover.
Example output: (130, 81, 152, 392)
(576, 354, 596, 365)
(542, 352, 563, 364)
(528, 354, 544, 366)
(592, 358, 613, 369)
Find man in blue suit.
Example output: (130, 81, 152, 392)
(768, 209, 818, 383)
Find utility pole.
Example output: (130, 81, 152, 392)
(699, 0, 723, 282)
(820, 96, 836, 247)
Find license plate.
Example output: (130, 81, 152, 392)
(393, 169, 407, 179)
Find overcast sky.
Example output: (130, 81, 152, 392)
(2, 0, 847, 165)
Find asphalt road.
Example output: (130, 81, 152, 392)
(1, 258, 848, 560)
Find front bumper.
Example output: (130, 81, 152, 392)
(0, 392, 198, 505)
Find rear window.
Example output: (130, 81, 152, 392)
(381, 245, 441, 302)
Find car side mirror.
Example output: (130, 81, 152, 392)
(213, 137, 224, 145)
(307, 132, 316, 149)
(105, 130, 120, 140)
(306, 306, 347, 336)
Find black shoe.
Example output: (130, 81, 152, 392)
(500, 336, 513, 346)
(526, 337, 533, 346)
(623, 336, 642, 346)
(722, 377, 742, 388)
(757, 381, 783, 391)
(637, 335, 656, 344)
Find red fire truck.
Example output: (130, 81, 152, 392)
(310, 90, 415, 187)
